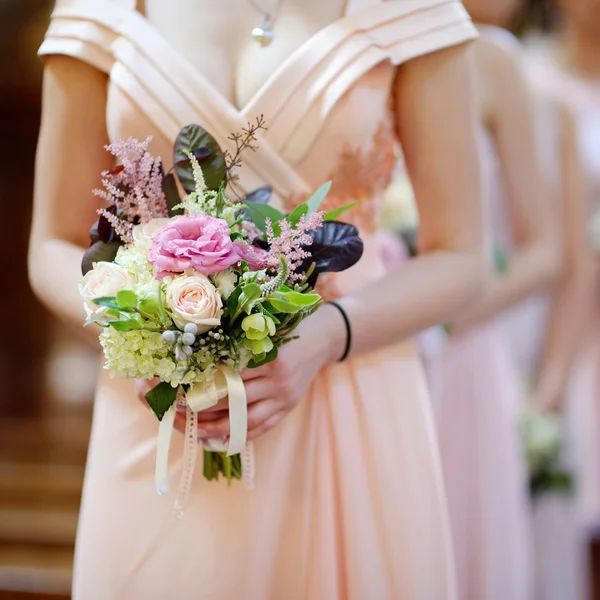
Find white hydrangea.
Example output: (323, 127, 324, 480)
(115, 244, 154, 284)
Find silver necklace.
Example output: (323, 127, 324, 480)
(249, 0, 283, 47)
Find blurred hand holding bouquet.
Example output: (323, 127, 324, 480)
(520, 408, 574, 498)
(79, 121, 363, 512)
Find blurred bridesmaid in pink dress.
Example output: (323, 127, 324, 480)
(521, 0, 600, 545)
(426, 1, 564, 598)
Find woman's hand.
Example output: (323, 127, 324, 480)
(196, 304, 346, 441)
(531, 377, 565, 414)
(135, 303, 346, 440)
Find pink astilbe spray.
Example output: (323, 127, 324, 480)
(265, 211, 324, 282)
(94, 137, 168, 242)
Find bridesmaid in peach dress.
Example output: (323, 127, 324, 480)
(29, 1, 486, 598)
(522, 0, 600, 541)
(427, 2, 563, 598)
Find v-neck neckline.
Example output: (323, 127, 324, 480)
(129, 1, 358, 116)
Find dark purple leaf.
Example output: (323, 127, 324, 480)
(81, 240, 122, 275)
(173, 124, 226, 193)
(97, 214, 118, 243)
(299, 221, 363, 285)
(244, 186, 273, 205)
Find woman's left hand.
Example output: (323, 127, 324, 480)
(192, 304, 345, 441)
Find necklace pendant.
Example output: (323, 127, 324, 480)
(251, 25, 274, 47)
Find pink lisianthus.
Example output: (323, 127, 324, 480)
(150, 215, 244, 278)
(235, 242, 269, 271)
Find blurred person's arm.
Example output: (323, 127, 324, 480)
(533, 102, 596, 411)
(29, 56, 112, 345)
(452, 30, 562, 332)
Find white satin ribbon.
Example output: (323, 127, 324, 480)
(153, 366, 249, 498)
(155, 400, 177, 495)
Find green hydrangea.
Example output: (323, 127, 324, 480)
(115, 245, 154, 284)
(99, 328, 233, 387)
(100, 328, 176, 380)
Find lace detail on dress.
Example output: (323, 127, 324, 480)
(322, 118, 396, 234)
(284, 117, 397, 234)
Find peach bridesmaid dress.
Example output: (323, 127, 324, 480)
(39, 1, 477, 598)
(427, 129, 535, 600)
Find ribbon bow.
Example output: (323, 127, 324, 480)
(154, 366, 250, 515)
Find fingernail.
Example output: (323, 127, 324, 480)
(197, 428, 208, 438)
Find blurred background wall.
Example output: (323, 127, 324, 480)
(0, 2, 95, 598)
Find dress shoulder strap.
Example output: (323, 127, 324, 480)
(253, 0, 478, 162)
(344, 0, 382, 15)
(38, 0, 136, 73)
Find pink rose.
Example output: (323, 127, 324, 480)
(149, 215, 241, 279)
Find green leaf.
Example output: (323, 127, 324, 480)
(116, 289, 138, 310)
(92, 296, 120, 311)
(286, 203, 308, 226)
(162, 173, 182, 216)
(265, 292, 322, 314)
(138, 297, 162, 318)
(108, 319, 143, 332)
(226, 285, 244, 316)
(323, 201, 360, 222)
(266, 297, 301, 314)
(145, 382, 178, 421)
(243, 202, 285, 233)
(306, 181, 332, 215)
(173, 124, 226, 193)
(248, 344, 278, 368)
(237, 283, 262, 316)
(81, 240, 122, 276)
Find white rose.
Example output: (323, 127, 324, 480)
(165, 273, 223, 332)
(213, 270, 237, 299)
(132, 218, 172, 250)
(79, 262, 133, 318)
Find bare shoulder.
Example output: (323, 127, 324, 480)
(43, 54, 108, 91)
(470, 26, 528, 121)
(472, 25, 522, 72)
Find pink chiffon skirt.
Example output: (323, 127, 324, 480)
(427, 321, 534, 600)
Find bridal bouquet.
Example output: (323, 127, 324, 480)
(519, 409, 574, 498)
(79, 121, 363, 504)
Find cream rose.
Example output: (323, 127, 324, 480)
(165, 273, 223, 332)
(132, 218, 172, 250)
(79, 262, 133, 318)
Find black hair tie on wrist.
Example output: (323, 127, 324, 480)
(327, 301, 352, 362)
